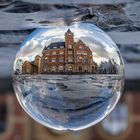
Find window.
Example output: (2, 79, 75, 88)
(83, 58, 88, 63)
(77, 56, 82, 62)
(52, 51, 56, 55)
(68, 45, 72, 49)
(68, 51, 73, 55)
(59, 57, 64, 62)
(60, 51, 64, 55)
(59, 66, 64, 71)
(83, 52, 87, 55)
(68, 57, 73, 62)
(77, 51, 81, 55)
(68, 65, 73, 72)
(51, 66, 56, 72)
(52, 58, 56, 62)
(77, 51, 84, 55)
(79, 46, 83, 49)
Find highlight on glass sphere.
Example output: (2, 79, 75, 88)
(13, 23, 124, 131)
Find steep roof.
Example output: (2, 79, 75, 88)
(67, 28, 72, 33)
(43, 42, 65, 50)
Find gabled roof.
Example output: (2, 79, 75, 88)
(43, 42, 65, 50)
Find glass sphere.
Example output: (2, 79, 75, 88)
(13, 23, 124, 131)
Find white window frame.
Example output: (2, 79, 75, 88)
(52, 51, 56, 55)
(59, 57, 64, 62)
(59, 51, 64, 55)
(52, 58, 56, 62)
(68, 45, 72, 49)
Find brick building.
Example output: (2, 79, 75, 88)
(40, 29, 97, 74)
(22, 55, 41, 74)
(22, 29, 97, 74)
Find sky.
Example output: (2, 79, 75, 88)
(15, 23, 122, 67)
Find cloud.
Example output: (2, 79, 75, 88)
(16, 38, 44, 60)
(17, 23, 121, 65)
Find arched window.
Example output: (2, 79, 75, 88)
(68, 65, 73, 71)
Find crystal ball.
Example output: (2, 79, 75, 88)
(13, 23, 124, 131)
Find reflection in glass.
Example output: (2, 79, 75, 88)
(13, 23, 124, 131)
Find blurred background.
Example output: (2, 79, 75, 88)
(0, 0, 140, 140)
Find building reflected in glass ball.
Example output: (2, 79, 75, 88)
(13, 23, 124, 131)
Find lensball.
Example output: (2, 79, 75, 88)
(13, 23, 124, 131)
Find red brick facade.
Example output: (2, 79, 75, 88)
(40, 29, 97, 74)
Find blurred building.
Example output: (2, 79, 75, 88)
(93, 91, 140, 140)
(0, 88, 140, 140)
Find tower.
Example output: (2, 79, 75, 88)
(65, 29, 74, 48)
(65, 29, 75, 72)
